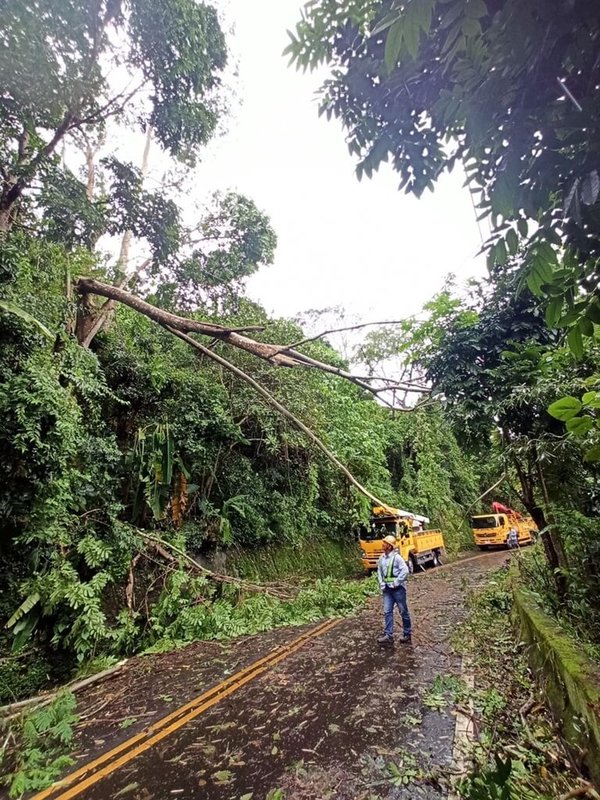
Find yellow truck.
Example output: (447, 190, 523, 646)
(471, 503, 537, 549)
(359, 506, 445, 573)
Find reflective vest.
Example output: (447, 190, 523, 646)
(383, 553, 399, 585)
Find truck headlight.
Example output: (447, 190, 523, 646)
(361, 550, 367, 558)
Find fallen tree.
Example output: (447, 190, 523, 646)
(76, 277, 429, 408)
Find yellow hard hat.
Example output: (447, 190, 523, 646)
(382, 535, 397, 546)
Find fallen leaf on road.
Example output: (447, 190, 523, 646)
(114, 782, 139, 797)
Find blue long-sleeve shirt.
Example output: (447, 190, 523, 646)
(377, 549, 409, 591)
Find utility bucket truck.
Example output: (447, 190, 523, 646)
(359, 506, 445, 573)
(471, 502, 537, 549)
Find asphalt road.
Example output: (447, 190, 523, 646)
(29, 550, 510, 800)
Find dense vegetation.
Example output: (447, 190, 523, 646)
(3, 0, 598, 710)
(0, 0, 483, 703)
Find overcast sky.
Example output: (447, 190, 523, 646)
(191, 0, 487, 323)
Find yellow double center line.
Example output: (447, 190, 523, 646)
(33, 618, 341, 800)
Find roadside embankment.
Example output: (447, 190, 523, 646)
(512, 584, 600, 787)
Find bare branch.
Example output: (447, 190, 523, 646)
(371, 384, 430, 394)
(137, 531, 293, 599)
(284, 318, 412, 351)
(73, 81, 145, 129)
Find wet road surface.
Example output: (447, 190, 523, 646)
(35, 550, 510, 800)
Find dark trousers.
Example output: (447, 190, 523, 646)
(383, 584, 412, 637)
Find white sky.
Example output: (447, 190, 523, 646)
(188, 0, 487, 324)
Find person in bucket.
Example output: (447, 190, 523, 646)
(377, 535, 412, 645)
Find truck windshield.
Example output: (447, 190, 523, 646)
(362, 520, 397, 540)
(472, 516, 499, 529)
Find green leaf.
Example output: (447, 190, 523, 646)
(403, 13, 421, 60)
(584, 444, 600, 463)
(544, 297, 563, 327)
(556, 308, 581, 328)
(579, 316, 594, 337)
(491, 173, 515, 219)
(440, 2, 463, 29)
(371, 10, 401, 36)
(517, 218, 528, 237)
(213, 770, 234, 784)
(11, 612, 40, 652)
(567, 325, 584, 359)
(495, 239, 507, 266)
(506, 228, 518, 255)
(566, 416, 593, 436)
(0, 300, 53, 339)
(536, 241, 558, 269)
(581, 169, 600, 206)
(585, 301, 600, 324)
(6, 592, 41, 629)
(532, 253, 554, 284)
(384, 19, 404, 71)
(465, 0, 488, 19)
(461, 16, 481, 36)
(526, 268, 543, 297)
(582, 391, 598, 405)
(547, 396, 583, 421)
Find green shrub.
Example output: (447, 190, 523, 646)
(0, 691, 78, 798)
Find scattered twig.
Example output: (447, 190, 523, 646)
(559, 783, 600, 800)
(0, 662, 126, 719)
(557, 77, 583, 113)
(77, 695, 118, 722)
(519, 694, 536, 718)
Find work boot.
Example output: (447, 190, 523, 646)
(377, 634, 394, 645)
(398, 634, 412, 644)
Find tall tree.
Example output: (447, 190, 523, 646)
(0, 0, 227, 233)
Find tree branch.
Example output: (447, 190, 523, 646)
(76, 278, 424, 405)
(283, 319, 411, 350)
(138, 531, 293, 599)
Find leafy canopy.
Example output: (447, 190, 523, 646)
(286, 0, 600, 345)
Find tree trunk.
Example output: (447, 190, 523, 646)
(0, 202, 16, 236)
(503, 429, 567, 601)
(518, 465, 568, 601)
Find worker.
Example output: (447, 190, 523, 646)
(507, 528, 519, 549)
(377, 535, 412, 645)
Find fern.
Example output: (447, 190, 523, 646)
(1, 691, 78, 798)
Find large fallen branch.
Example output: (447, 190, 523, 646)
(75, 278, 430, 508)
(138, 531, 294, 600)
(76, 278, 428, 407)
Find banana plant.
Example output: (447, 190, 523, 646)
(130, 422, 187, 522)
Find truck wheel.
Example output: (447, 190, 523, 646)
(432, 548, 443, 567)
(408, 553, 417, 574)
